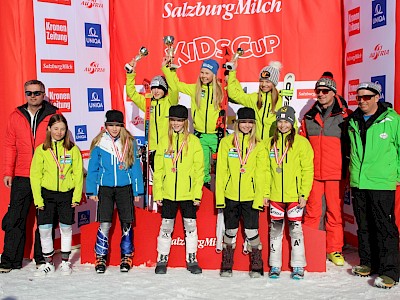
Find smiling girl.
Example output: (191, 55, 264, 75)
(153, 105, 204, 275)
(265, 106, 314, 280)
(86, 110, 143, 274)
(30, 114, 83, 276)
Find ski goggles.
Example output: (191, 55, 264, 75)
(25, 91, 45, 97)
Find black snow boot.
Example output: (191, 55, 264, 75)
(186, 253, 202, 274)
(249, 246, 264, 278)
(220, 243, 235, 277)
(155, 254, 168, 275)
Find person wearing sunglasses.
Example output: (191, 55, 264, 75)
(348, 82, 400, 289)
(299, 72, 351, 267)
(0, 80, 58, 273)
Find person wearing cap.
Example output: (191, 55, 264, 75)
(163, 58, 223, 189)
(216, 107, 268, 278)
(348, 82, 400, 289)
(300, 72, 351, 266)
(125, 57, 179, 169)
(265, 106, 314, 279)
(226, 60, 283, 141)
(0, 80, 58, 274)
(86, 110, 144, 274)
(153, 105, 204, 275)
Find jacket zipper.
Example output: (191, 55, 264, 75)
(155, 101, 160, 145)
(174, 135, 179, 200)
(281, 134, 284, 202)
(205, 85, 210, 133)
(55, 141, 60, 192)
(239, 135, 245, 201)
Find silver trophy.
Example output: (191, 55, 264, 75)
(225, 47, 244, 71)
(164, 35, 179, 70)
(124, 46, 149, 73)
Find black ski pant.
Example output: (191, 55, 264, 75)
(1, 177, 44, 268)
(351, 188, 399, 281)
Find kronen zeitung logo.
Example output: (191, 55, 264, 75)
(168, 35, 280, 66)
(163, 0, 282, 21)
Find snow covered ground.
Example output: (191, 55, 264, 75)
(0, 246, 399, 300)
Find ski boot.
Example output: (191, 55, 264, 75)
(268, 266, 281, 279)
(351, 265, 371, 277)
(291, 267, 305, 280)
(249, 246, 264, 278)
(155, 254, 168, 275)
(327, 252, 344, 266)
(220, 243, 234, 277)
(186, 253, 202, 274)
(95, 255, 107, 274)
(120, 253, 133, 272)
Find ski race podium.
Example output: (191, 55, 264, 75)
(81, 187, 326, 272)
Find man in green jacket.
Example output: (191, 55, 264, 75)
(348, 82, 400, 289)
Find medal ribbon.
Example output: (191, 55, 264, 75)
(234, 134, 253, 167)
(49, 145, 67, 175)
(273, 142, 289, 167)
(109, 134, 128, 164)
(172, 139, 186, 168)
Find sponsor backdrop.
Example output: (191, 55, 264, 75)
(343, 0, 399, 245)
(0, 0, 399, 262)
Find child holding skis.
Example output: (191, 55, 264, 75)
(227, 60, 283, 141)
(153, 105, 204, 275)
(216, 107, 269, 278)
(86, 110, 143, 273)
(265, 106, 314, 279)
(163, 58, 223, 189)
(30, 114, 83, 276)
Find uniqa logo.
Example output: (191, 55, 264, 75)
(369, 44, 389, 60)
(84, 61, 106, 74)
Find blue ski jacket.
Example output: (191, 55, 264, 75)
(86, 132, 144, 196)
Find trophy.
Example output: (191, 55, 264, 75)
(124, 46, 149, 73)
(225, 47, 244, 71)
(163, 35, 179, 70)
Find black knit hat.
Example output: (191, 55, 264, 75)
(276, 106, 296, 125)
(105, 110, 124, 124)
(167, 105, 188, 120)
(236, 107, 256, 121)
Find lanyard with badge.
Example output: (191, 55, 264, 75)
(273, 142, 289, 173)
(234, 134, 253, 174)
(171, 140, 186, 173)
(49, 146, 67, 180)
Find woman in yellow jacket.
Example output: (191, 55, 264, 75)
(265, 106, 314, 280)
(30, 114, 83, 276)
(153, 105, 204, 275)
(227, 61, 283, 141)
(125, 57, 179, 168)
(163, 59, 223, 188)
(216, 107, 269, 278)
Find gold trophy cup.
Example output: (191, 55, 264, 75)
(164, 35, 179, 70)
(124, 46, 149, 73)
(225, 47, 244, 71)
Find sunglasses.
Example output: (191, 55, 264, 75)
(25, 91, 44, 97)
(356, 94, 377, 101)
(314, 89, 331, 95)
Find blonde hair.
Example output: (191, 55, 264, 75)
(90, 127, 135, 169)
(232, 121, 259, 147)
(167, 119, 190, 155)
(257, 83, 279, 113)
(195, 75, 223, 111)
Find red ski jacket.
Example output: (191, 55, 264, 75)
(299, 96, 351, 181)
(4, 101, 58, 178)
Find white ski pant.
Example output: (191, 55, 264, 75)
(269, 202, 306, 268)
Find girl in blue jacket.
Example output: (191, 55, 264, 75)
(86, 110, 143, 274)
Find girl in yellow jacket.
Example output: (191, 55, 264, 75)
(216, 107, 269, 278)
(227, 61, 283, 141)
(30, 114, 83, 276)
(265, 106, 314, 280)
(163, 59, 223, 188)
(125, 57, 179, 168)
(153, 105, 204, 275)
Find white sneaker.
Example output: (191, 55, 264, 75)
(59, 261, 72, 275)
(35, 262, 55, 277)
